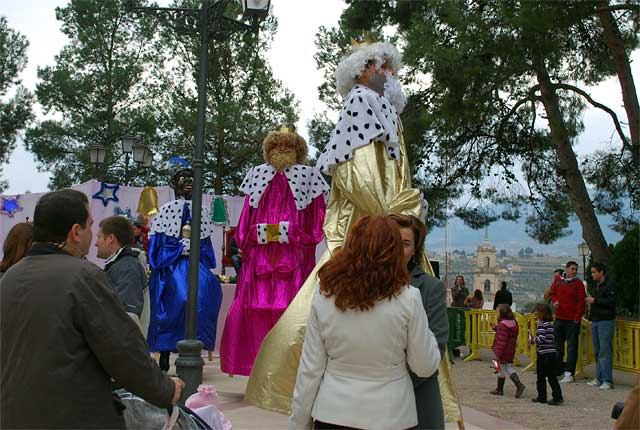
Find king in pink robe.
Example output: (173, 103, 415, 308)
(220, 131, 327, 376)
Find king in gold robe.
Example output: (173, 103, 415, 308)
(245, 41, 463, 427)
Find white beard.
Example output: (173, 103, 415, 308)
(383, 72, 407, 114)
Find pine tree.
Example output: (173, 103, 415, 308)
(0, 16, 34, 191)
(154, 0, 299, 194)
(25, 0, 163, 189)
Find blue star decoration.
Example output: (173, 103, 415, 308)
(0, 195, 23, 217)
(92, 182, 120, 207)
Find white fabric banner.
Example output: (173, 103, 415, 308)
(0, 180, 326, 272)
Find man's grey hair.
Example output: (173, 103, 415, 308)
(334, 42, 403, 97)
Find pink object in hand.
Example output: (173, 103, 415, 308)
(185, 384, 220, 409)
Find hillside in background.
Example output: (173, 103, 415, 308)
(426, 214, 622, 257)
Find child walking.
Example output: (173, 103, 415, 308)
(530, 303, 564, 405)
(490, 304, 525, 398)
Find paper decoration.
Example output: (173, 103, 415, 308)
(114, 206, 133, 220)
(92, 182, 120, 207)
(138, 186, 159, 216)
(0, 195, 23, 217)
(211, 196, 228, 225)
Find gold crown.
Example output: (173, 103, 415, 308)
(350, 32, 377, 47)
(276, 123, 296, 133)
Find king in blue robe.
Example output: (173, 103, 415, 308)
(147, 167, 222, 370)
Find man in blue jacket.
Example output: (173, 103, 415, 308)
(585, 261, 616, 390)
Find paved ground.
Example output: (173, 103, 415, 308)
(168, 352, 634, 430)
(450, 349, 634, 430)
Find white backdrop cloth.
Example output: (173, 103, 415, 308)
(0, 180, 248, 270)
(0, 180, 325, 271)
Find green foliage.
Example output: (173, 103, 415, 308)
(454, 206, 499, 230)
(25, 0, 163, 189)
(307, 111, 334, 165)
(582, 150, 639, 234)
(154, 0, 298, 194)
(0, 16, 34, 191)
(516, 247, 535, 259)
(520, 301, 540, 314)
(610, 224, 639, 317)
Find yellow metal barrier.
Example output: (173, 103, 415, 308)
(462, 310, 640, 376)
(518, 314, 538, 372)
(463, 309, 490, 362)
(612, 319, 640, 372)
(575, 319, 592, 377)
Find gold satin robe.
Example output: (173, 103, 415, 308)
(245, 131, 463, 424)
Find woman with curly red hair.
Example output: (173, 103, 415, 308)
(289, 215, 441, 430)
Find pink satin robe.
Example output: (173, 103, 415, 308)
(220, 172, 326, 375)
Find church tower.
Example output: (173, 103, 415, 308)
(472, 226, 500, 305)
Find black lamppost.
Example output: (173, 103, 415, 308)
(578, 242, 590, 279)
(124, 0, 270, 402)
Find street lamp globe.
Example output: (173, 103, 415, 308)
(241, 0, 270, 19)
(578, 242, 590, 280)
(578, 242, 590, 257)
(88, 143, 107, 165)
(132, 141, 148, 163)
(142, 149, 153, 167)
(121, 134, 137, 154)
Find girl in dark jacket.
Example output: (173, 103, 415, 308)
(490, 304, 525, 398)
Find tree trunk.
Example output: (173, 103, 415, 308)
(597, 6, 640, 166)
(532, 53, 613, 265)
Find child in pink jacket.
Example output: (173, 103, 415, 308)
(490, 304, 525, 398)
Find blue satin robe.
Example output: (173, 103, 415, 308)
(147, 202, 222, 351)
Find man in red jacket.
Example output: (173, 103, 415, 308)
(550, 260, 586, 383)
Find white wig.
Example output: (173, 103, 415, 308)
(334, 42, 403, 97)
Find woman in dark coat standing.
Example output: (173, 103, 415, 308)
(390, 214, 449, 430)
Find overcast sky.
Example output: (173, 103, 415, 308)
(1, 1, 638, 196)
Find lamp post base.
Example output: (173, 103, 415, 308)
(175, 338, 205, 404)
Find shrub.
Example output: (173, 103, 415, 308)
(610, 225, 639, 318)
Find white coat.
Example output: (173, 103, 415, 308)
(289, 285, 441, 430)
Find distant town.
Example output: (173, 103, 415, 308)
(429, 234, 579, 313)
